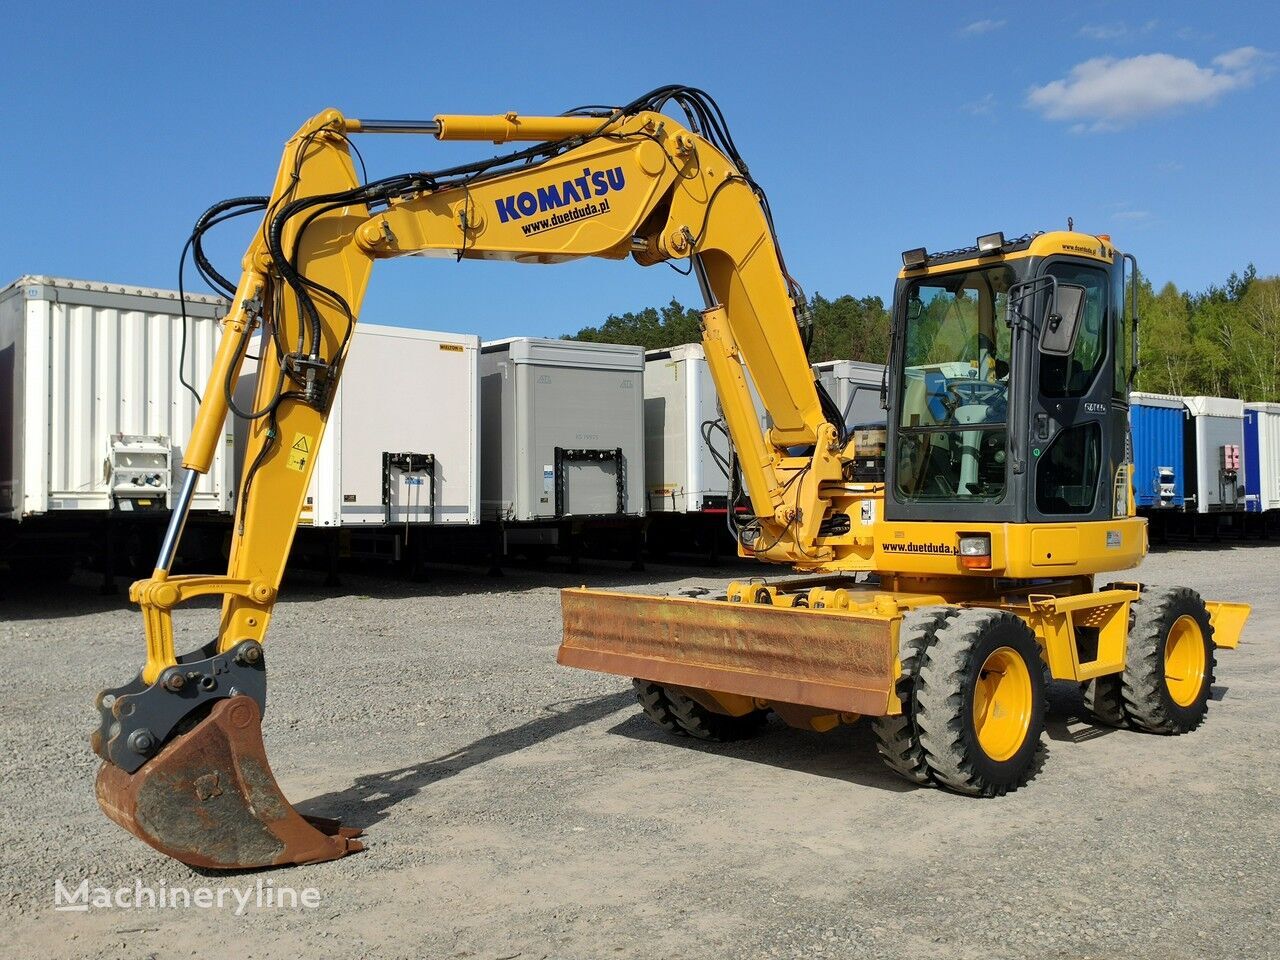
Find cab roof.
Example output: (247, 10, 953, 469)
(897, 231, 1120, 278)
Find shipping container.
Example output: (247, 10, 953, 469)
(480, 338, 644, 521)
(1244, 402, 1280, 513)
(812, 359, 886, 429)
(301, 324, 481, 527)
(0, 275, 231, 520)
(643, 343, 766, 513)
(1128, 392, 1186, 510)
(1181, 396, 1245, 514)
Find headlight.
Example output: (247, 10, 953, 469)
(958, 534, 991, 570)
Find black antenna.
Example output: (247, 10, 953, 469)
(1067, 216, 1074, 231)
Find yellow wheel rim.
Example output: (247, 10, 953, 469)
(1165, 615, 1207, 707)
(972, 646, 1033, 762)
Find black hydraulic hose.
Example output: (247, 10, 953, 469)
(191, 197, 269, 295)
(267, 173, 423, 360)
(815, 379, 851, 447)
(222, 311, 286, 421)
(176, 198, 269, 403)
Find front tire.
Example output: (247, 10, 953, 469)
(915, 609, 1046, 797)
(1120, 586, 1215, 734)
(1081, 673, 1127, 727)
(872, 606, 958, 785)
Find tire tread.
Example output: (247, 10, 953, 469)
(1120, 585, 1215, 735)
(872, 606, 958, 785)
(914, 608, 1045, 797)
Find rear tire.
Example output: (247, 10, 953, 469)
(664, 687, 769, 742)
(872, 606, 957, 785)
(633, 680, 687, 737)
(1120, 586, 1214, 734)
(915, 609, 1046, 797)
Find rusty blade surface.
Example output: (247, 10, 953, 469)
(96, 696, 362, 870)
(558, 588, 896, 715)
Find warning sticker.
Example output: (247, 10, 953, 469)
(286, 433, 314, 472)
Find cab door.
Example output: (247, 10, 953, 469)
(1026, 258, 1126, 523)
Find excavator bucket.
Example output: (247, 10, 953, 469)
(95, 696, 362, 870)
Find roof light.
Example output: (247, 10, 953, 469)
(958, 534, 992, 570)
(902, 247, 928, 268)
(977, 232, 1005, 253)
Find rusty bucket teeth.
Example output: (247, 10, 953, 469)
(95, 695, 363, 870)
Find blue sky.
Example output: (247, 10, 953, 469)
(2, 1, 1275, 340)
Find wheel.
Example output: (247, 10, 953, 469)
(915, 609, 1046, 797)
(664, 687, 768, 741)
(1120, 586, 1215, 734)
(1080, 673, 1127, 727)
(632, 680, 687, 737)
(872, 606, 958, 784)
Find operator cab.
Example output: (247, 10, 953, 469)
(885, 231, 1137, 525)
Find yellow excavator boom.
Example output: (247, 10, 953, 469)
(93, 89, 848, 868)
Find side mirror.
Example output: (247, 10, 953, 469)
(1039, 282, 1086, 356)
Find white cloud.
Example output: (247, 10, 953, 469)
(963, 93, 996, 116)
(960, 19, 1006, 37)
(1213, 46, 1266, 73)
(1027, 48, 1270, 131)
(1177, 26, 1214, 42)
(1079, 23, 1127, 41)
(1112, 209, 1152, 222)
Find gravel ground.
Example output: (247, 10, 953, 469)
(1, 544, 1275, 960)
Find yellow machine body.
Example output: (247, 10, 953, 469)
(94, 90, 1249, 868)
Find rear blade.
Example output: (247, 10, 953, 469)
(95, 695, 362, 870)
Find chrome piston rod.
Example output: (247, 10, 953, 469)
(154, 469, 199, 575)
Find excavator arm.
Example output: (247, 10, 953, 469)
(93, 89, 849, 868)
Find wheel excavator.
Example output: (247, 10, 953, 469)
(92, 86, 1250, 870)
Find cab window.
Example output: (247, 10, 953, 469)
(1112, 265, 1128, 401)
(895, 264, 1014, 503)
(1039, 263, 1108, 398)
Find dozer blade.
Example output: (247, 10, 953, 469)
(558, 587, 898, 714)
(95, 696, 362, 870)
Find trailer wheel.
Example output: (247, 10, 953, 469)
(663, 687, 768, 742)
(632, 680, 687, 737)
(872, 606, 958, 785)
(1081, 674, 1127, 727)
(915, 609, 1046, 797)
(1120, 586, 1215, 734)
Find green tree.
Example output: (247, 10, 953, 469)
(1235, 275, 1280, 401)
(564, 298, 702, 351)
(805, 293, 891, 364)
(1185, 263, 1257, 397)
(564, 293, 891, 365)
(1135, 279, 1197, 396)
(564, 265, 1280, 403)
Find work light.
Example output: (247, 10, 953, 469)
(958, 534, 992, 570)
